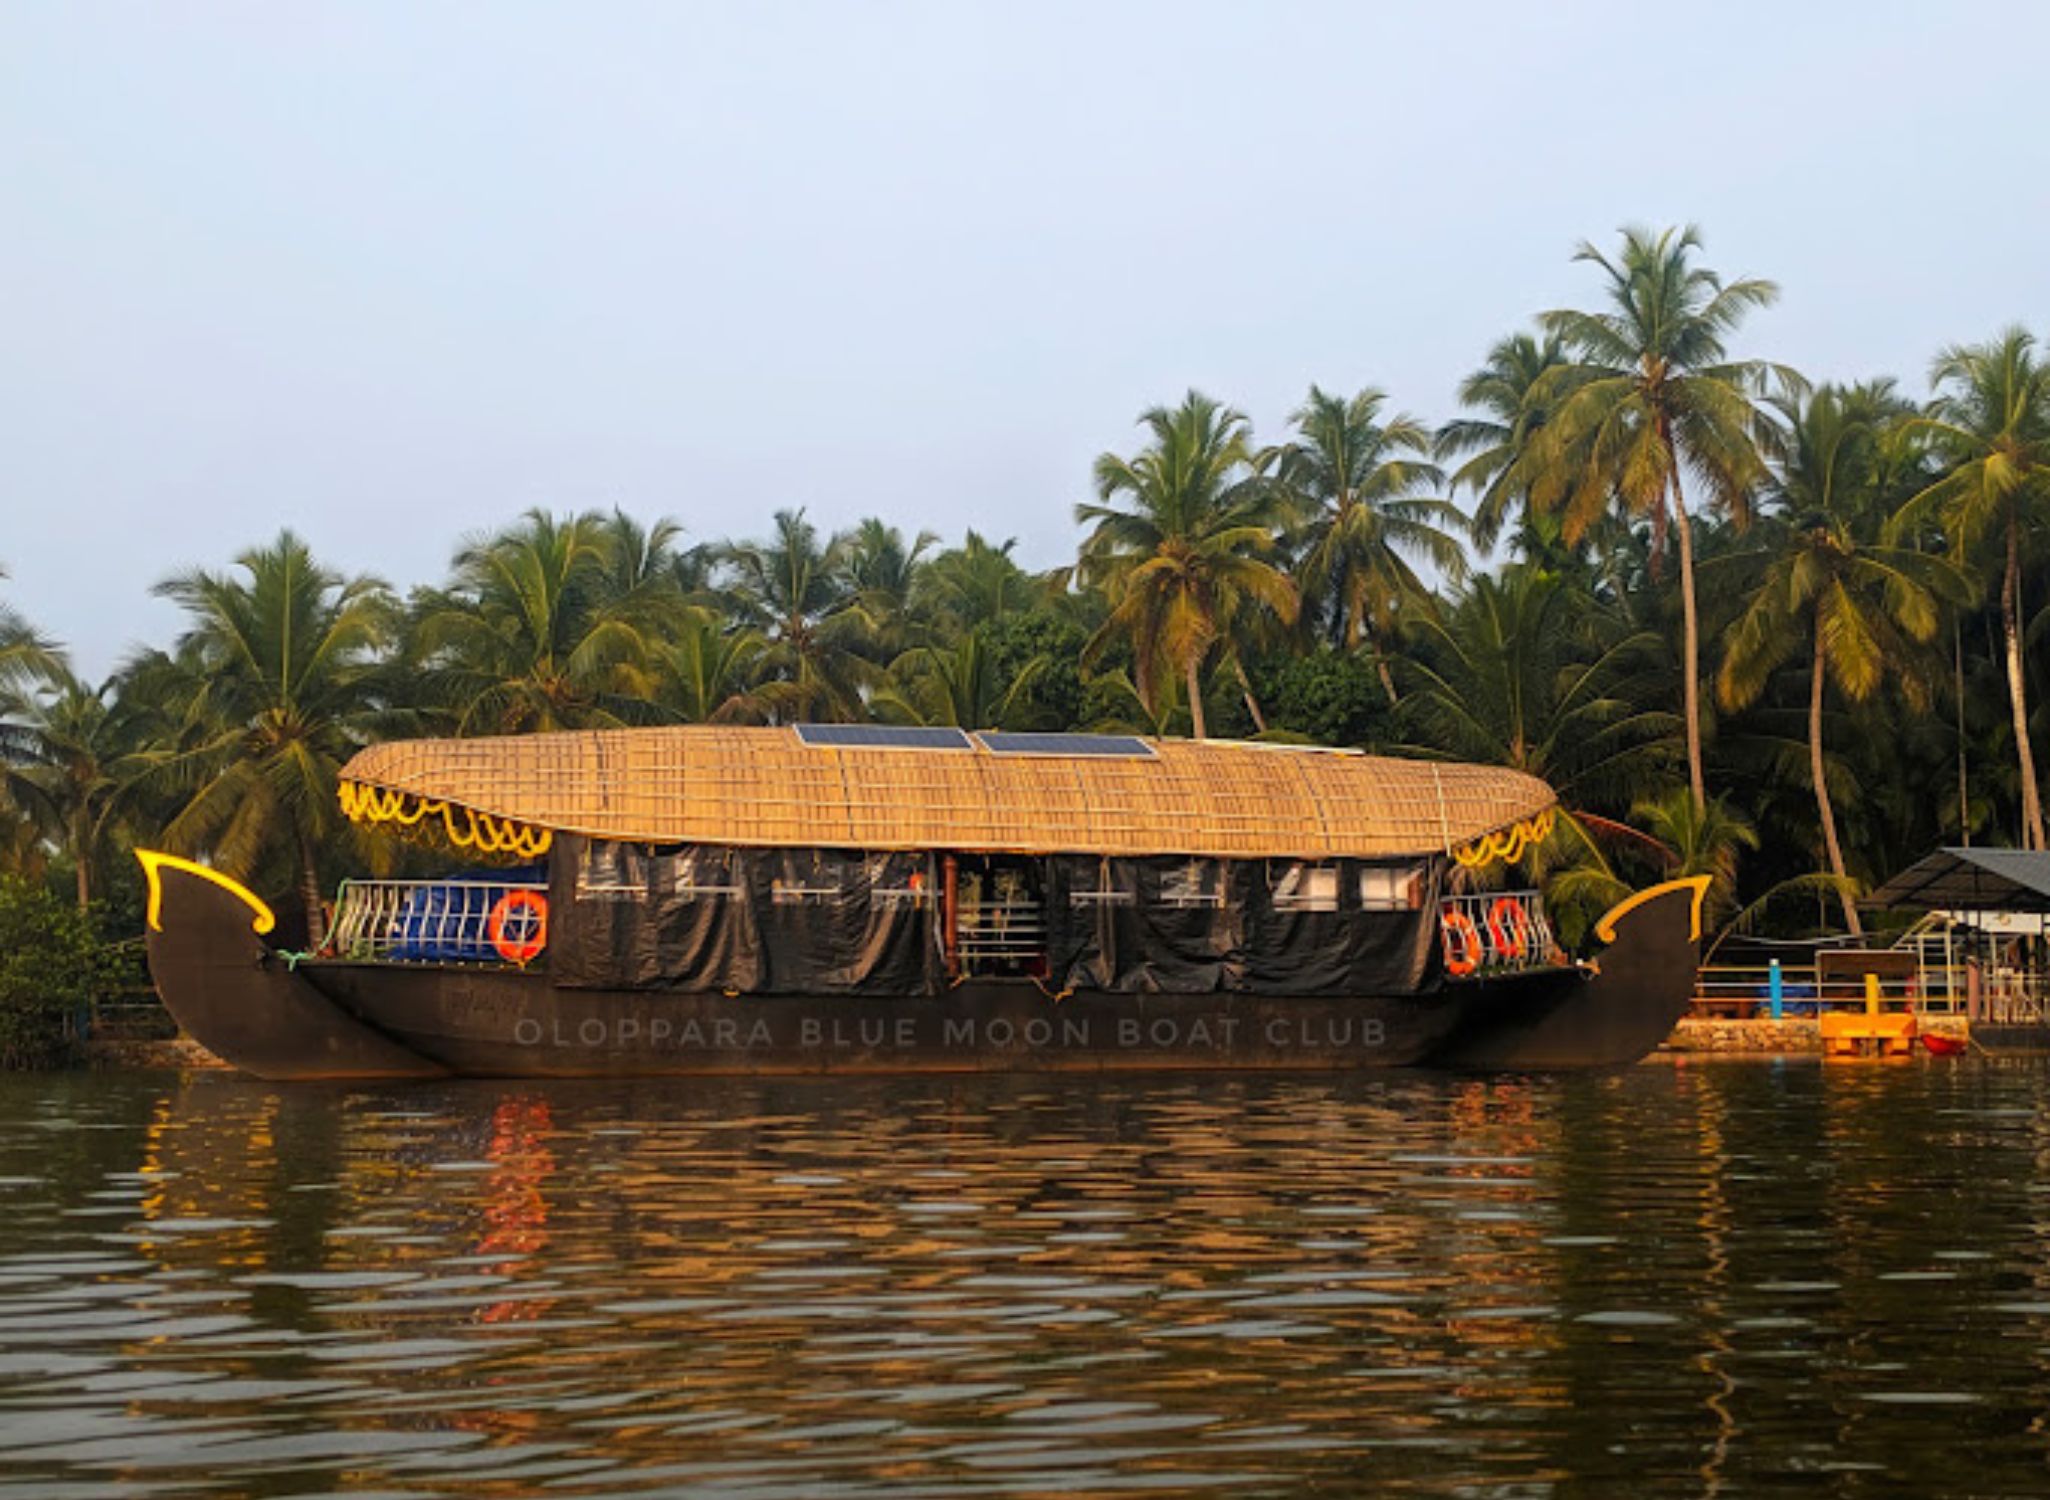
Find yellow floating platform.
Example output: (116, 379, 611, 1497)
(1820, 1010, 1919, 1057)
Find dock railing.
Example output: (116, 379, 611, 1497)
(1691, 959, 2044, 1022)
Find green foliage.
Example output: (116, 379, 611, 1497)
(137, 532, 397, 946)
(1076, 391, 1299, 738)
(409, 509, 665, 734)
(1531, 224, 1784, 809)
(1893, 328, 2050, 850)
(1255, 648, 1392, 748)
(2, 228, 2049, 950)
(971, 611, 1088, 731)
(0, 874, 108, 1069)
(1402, 566, 1679, 808)
(718, 509, 873, 721)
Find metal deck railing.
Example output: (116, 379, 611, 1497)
(325, 878, 549, 965)
(1691, 960, 2045, 1021)
(1437, 890, 1557, 976)
(957, 896, 1047, 964)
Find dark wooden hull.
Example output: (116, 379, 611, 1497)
(1421, 877, 1704, 1070)
(141, 856, 1706, 1081)
(290, 965, 1469, 1076)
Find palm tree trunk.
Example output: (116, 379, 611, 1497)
(1232, 655, 1268, 734)
(1367, 620, 1401, 706)
(1810, 626, 1862, 936)
(1184, 654, 1208, 740)
(299, 839, 327, 949)
(1665, 447, 1708, 811)
(73, 823, 91, 910)
(2002, 516, 2048, 850)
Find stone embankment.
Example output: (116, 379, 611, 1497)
(1663, 1016, 1970, 1054)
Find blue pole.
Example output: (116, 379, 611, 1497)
(1769, 958, 1784, 1021)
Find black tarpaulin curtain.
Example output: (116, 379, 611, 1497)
(552, 837, 939, 995)
(1046, 854, 1444, 997)
(555, 838, 1442, 999)
(1044, 856, 1244, 993)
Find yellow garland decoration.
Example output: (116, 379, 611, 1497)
(339, 781, 553, 859)
(1451, 807, 1555, 870)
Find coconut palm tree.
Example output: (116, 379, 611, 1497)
(591, 510, 706, 619)
(1438, 333, 1580, 554)
(916, 532, 1041, 631)
(1717, 385, 1969, 932)
(1634, 786, 1760, 928)
(408, 509, 664, 734)
(1075, 392, 1297, 739)
(843, 518, 937, 659)
(0, 576, 59, 865)
(659, 606, 769, 723)
(1079, 666, 1187, 738)
(0, 571, 59, 696)
(1402, 565, 1679, 811)
(874, 633, 1046, 730)
(1533, 225, 1784, 811)
(1892, 328, 2050, 850)
(719, 509, 871, 721)
(1275, 385, 1465, 704)
(5, 670, 143, 907)
(146, 533, 394, 944)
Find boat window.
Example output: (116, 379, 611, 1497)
(1359, 865, 1426, 912)
(1159, 859, 1225, 908)
(1272, 862, 1340, 912)
(1067, 860, 1134, 908)
(870, 855, 933, 908)
(577, 842, 650, 902)
(672, 848, 744, 899)
(771, 859, 847, 905)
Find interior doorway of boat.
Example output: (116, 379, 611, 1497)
(946, 854, 1049, 980)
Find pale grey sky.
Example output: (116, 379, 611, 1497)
(3, 1, 2045, 674)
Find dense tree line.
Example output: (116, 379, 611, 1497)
(3, 225, 2046, 952)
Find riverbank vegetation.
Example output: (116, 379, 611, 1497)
(2, 225, 2046, 969)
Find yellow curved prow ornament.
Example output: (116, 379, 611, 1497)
(1592, 874, 1712, 946)
(135, 850, 277, 936)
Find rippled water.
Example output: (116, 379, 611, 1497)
(4, 1062, 2050, 1496)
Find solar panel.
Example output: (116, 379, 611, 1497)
(792, 724, 975, 751)
(976, 731, 1156, 758)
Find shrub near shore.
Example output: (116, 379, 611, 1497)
(0, 875, 115, 1069)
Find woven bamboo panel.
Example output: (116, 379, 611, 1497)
(339, 728, 1555, 860)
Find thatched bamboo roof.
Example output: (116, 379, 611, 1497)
(338, 727, 1555, 861)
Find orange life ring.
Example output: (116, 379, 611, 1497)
(488, 890, 549, 965)
(1486, 896, 1531, 961)
(1441, 908, 1482, 977)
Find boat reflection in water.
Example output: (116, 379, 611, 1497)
(7, 1063, 2050, 1495)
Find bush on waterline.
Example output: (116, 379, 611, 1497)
(0, 874, 106, 1069)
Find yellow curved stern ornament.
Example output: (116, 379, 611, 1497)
(136, 850, 277, 936)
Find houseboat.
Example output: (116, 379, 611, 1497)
(137, 725, 1708, 1080)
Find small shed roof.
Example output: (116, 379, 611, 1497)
(1865, 847, 2050, 914)
(338, 726, 1556, 861)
